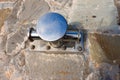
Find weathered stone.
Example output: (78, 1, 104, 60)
(14, 50, 25, 67)
(86, 71, 101, 80)
(0, 2, 14, 9)
(86, 62, 119, 80)
(5, 0, 23, 33)
(88, 32, 120, 64)
(0, 0, 16, 2)
(4, 63, 24, 80)
(0, 9, 11, 31)
(0, 35, 7, 52)
(69, 0, 118, 30)
(18, 0, 50, 24)
(2, 50, 29, 80)
(97, 63, 119, 80)
(0, 52, 10, 80)
(5, 0, 50, 34)
(45, 0, 73, 18)
(6, 27, 28, 56)
(25, 52, 90, 80)
(0, 0, 119, 80)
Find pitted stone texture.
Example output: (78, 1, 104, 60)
(0, 9, 11, 31)
(0, 0, 16, 2)
(6, 27, 28, 56)
(25, 52, 90, 80)
(0, 35, 7, 52)
(1, 0, 120, 80)
(0, 52, 11, 80)
(86, 71, 101, 80)
(87, 61, 119, 80)
(88, 32, 120, 64)
(97, 63, 119, 80)
(0, 2, 14, 9)
(45, 0, 73, 19)
(5, 0, 50, 33)
(69, 0, 118, 30)
(5, 0, 23, 33)
(18, 0, 50, 24)
(0, 50, 28, 80)
(4, 63, 25, 80)
(5, 51, 28, 80)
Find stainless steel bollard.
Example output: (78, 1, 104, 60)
(28, 12, 84, 53)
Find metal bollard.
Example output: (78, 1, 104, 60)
(28, 12, 84, 53)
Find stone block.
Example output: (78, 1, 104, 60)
(88, 32, 120, 64)
(0, 0, 15, 2)
(45, 0, 73, 18)
(0, 35, 7, 52)
(6, 27, 28, 56)
(0, 9, 11, 31)
(18, 0, 50, 23)
(25, 52, 89, 80)
(69, 0, 118, 30)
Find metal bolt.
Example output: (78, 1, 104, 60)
(77, 46, 82, 51)
(31, 45, 35, 50)
(46, 46, 51, 50)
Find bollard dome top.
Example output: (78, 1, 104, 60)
(36, 12, 68, 41)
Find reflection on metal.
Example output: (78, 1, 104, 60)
(66, 31, 81, 38)
(36, 12, 68, 41)
(28, 28, 40, 41)
(28, 12, 84, 53)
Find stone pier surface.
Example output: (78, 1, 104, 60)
(88, 32, 120, 64)
(0, 0, 120, 80)
(69, 0, 118, 30)
(25, 52, 89, 80)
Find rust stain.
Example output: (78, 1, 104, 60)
(5, 65, 15, 79)
(57, 71, 72, 75)
(5, 70, 12, 79)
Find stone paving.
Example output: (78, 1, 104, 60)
(0, 0, 120, 80)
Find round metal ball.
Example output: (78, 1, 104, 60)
(36, 12, 68, 41)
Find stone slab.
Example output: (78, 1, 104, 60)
(0, 9, 11, 30)
(25, 51, 89, 80)
(88, 32, 120, 64)
(69, 0, 118, 30)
